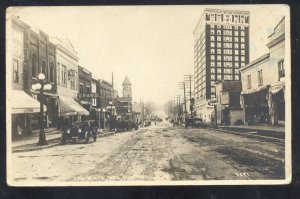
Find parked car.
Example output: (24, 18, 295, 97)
(61, 120, 97, 144)
(144, 120, 151, 126)
(115, 120, 139, 132)
(184, 118, 207, 128)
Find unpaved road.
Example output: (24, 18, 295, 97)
(10, 122, 285, 184)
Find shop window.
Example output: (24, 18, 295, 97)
(41, 60, 47, 80)
(62, 65, 67, 86)
(79, 84, 84, 94)
(247, 75, 251, 89)
(13, 59, 19, 83)
(278, 60, 285, 80)
(57, 63, 60, 85)
(49, 62, 54, 83)
(258, 70, 263, 86)
(31, 53, 37, 78)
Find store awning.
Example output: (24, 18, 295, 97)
(270, 84, 285, 95)
(241, 85, 270, 95)
(58, 96, 89, 116)
(10, 90, 46, 114)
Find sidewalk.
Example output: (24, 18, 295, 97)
(12, 128, 62, 148)
(11, 128, 117, 153)
(216, 124, 285, 140)
(224, 124, 285, 133)
(12, 128, 63, 153)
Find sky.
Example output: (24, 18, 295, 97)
(7, 5, 288, 107)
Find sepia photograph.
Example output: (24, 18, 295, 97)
(6, 5, 291, 186)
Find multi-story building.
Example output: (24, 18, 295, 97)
(193, 8, 250, 122)
(78, 65, 92, 117)
(51, 37, 88, 125)
(215, 80, 243, 125)
(240, 17, 285, 126)
(7, 16, 38, 139)
(24, 28, 57, 128)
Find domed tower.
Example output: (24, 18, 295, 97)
(122, 76, 132, 99)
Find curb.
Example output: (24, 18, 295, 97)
(12, 138, 61, 153)
(12, 131, 119, 153)
(208, 127, 284, 141)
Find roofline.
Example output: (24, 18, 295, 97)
(193, 8, 250, 34)
(240, 53, 270, 72)
(204, 8, 250, 14)
(268, 16, 285, 38)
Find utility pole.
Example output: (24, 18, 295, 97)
(184, 74, 194, 127)
(179, 82, 187, 116)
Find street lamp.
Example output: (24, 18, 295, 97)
(102, 108, 106, 130)
(97, 108, 102, 132)
(109, 101, 113, 117)
(31, 73, 52, 146)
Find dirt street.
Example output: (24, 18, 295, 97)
(10, 121, 285, 184)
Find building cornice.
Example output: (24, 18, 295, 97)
(240, 53, 270, 72)
(266, 33, 285, 49)
(56, 45, 79, 62)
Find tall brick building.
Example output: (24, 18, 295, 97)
(193, 8, 250, 122)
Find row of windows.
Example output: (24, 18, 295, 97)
(211, 25, 246, 30)
(210, 68, 240, 74)
(210, 55, 246, 62)
(211, 29, 245, 37)
(57, 63, 77, 90)
(207, 14, 248, 24)
(210, 36, 246, 43)
(31, 53, 55, 83)
(211, 61, 245, 68)
(211, 49, 246, 55)
(211, 75, 240, 81)
(246, 60, 285, 89)
(211, 42, 246, 49)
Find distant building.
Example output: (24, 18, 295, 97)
(215, 80, 243, 125)
(193, 8, 250, 122)
(116, 76, 132, 118)
(240, 17, 285, 126)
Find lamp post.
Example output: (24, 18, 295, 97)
(103, 108, 106, 130)
(31, 73, 52, 146)
(97, 108, 101, 132)
(109, 101, 113, 117)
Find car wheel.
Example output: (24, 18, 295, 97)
(85, 131, 90, 144)
(61, 134, 66, 144)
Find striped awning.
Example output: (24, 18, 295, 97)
(58, 96, 89, 116)
(10, 90, 46, 114)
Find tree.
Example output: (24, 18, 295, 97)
(164, 100, 176, 117)
(144, 102, 157, 118)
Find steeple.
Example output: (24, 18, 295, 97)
(122, 76, 132, 98)
(122, 76, 132, 86)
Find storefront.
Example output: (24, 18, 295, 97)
(57, 95, 89, 128)
(269, 83, 285, 125)
(10, 90, 46, 140)
(241, 85, 270, 125)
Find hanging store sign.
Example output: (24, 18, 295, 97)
(77, 93, 99, 99)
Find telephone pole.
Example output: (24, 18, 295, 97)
(179, 82, 187, 116)
(184, 74, 194, 127)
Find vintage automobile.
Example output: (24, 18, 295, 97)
(144, 120, 151, 127)
(61, 120, 97, 144)
(184, 118, 207, 128)
(115, 120, 139, 132)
